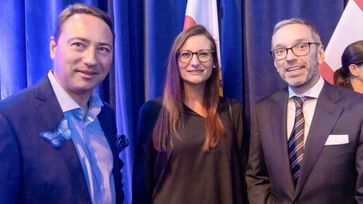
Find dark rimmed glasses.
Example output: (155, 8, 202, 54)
(270, 42, 320, 61)
(177, 49, 214, 63)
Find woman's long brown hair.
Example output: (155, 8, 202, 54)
(152, 25, 225, 152)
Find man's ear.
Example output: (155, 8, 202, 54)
(317, 46, 325, 65)
(349, 64, 359, 77)
(49, 36, 57, 60)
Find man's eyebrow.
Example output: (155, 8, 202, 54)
(68, 37, 112, 48)
(293, 38, 309, 43)
(98, 42, 113, 48)
(68, 37, 90, 44)
(273, 38, 310, 48)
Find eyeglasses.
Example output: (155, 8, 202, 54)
(270, 42, 320, 61)
(177, 49, 214, 63)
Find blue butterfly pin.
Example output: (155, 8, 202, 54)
(39, 119, 71, 148)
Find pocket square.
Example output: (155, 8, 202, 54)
(325, 134, 349, 145)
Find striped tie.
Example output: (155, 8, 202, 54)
(288, 96, 308, 186)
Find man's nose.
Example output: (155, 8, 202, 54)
(83, 48, 97, 66)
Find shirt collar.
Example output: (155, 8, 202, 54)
(47, 71, 103, 113)
(288, 76, 324, 99)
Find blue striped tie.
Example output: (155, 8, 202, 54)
(288, 96, 308, 186)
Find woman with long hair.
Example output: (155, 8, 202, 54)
(334, 40, 363, 93)
(132, 25, 245, 204)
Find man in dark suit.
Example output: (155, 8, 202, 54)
(246, 18, 363, 203)
(0, 3, 124, 203)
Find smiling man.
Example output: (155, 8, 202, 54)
(0, 3, 124, 203)
(246, 18, 363, 203)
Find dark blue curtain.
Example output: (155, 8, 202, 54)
(0, 0, 345, 203)
(113, 0, 145, 201)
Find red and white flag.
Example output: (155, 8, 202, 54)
(183, 0, 220, 62)
(320, 0, 363, 84)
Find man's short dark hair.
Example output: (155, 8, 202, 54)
(53, 3, 114, 42)
(272, 18, 322, 44)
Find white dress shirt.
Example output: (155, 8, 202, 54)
(48, 71, 115, 204)
(287, 76, 324, 144)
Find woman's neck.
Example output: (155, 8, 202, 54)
(183, 83, 207, 117)
(351, 78, 363, 94)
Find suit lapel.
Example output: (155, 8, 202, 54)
(295, 83, 343, 196)
(34, 77, 91, 201)
(268, 91, 296, 195)
(98, 107, 124, 202)
(34, 77, 63, 130)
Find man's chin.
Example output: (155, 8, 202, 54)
(285, 79, 306, 88)
(70, 84, 97, 96)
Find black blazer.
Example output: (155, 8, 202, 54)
(132, 97, 246, 204)
(0, 77, 124, 203)
(246, 82, 363, 204)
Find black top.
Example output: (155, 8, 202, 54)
(132, 97, 246, 204)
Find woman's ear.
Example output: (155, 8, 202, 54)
(349, 64, 359, 77)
